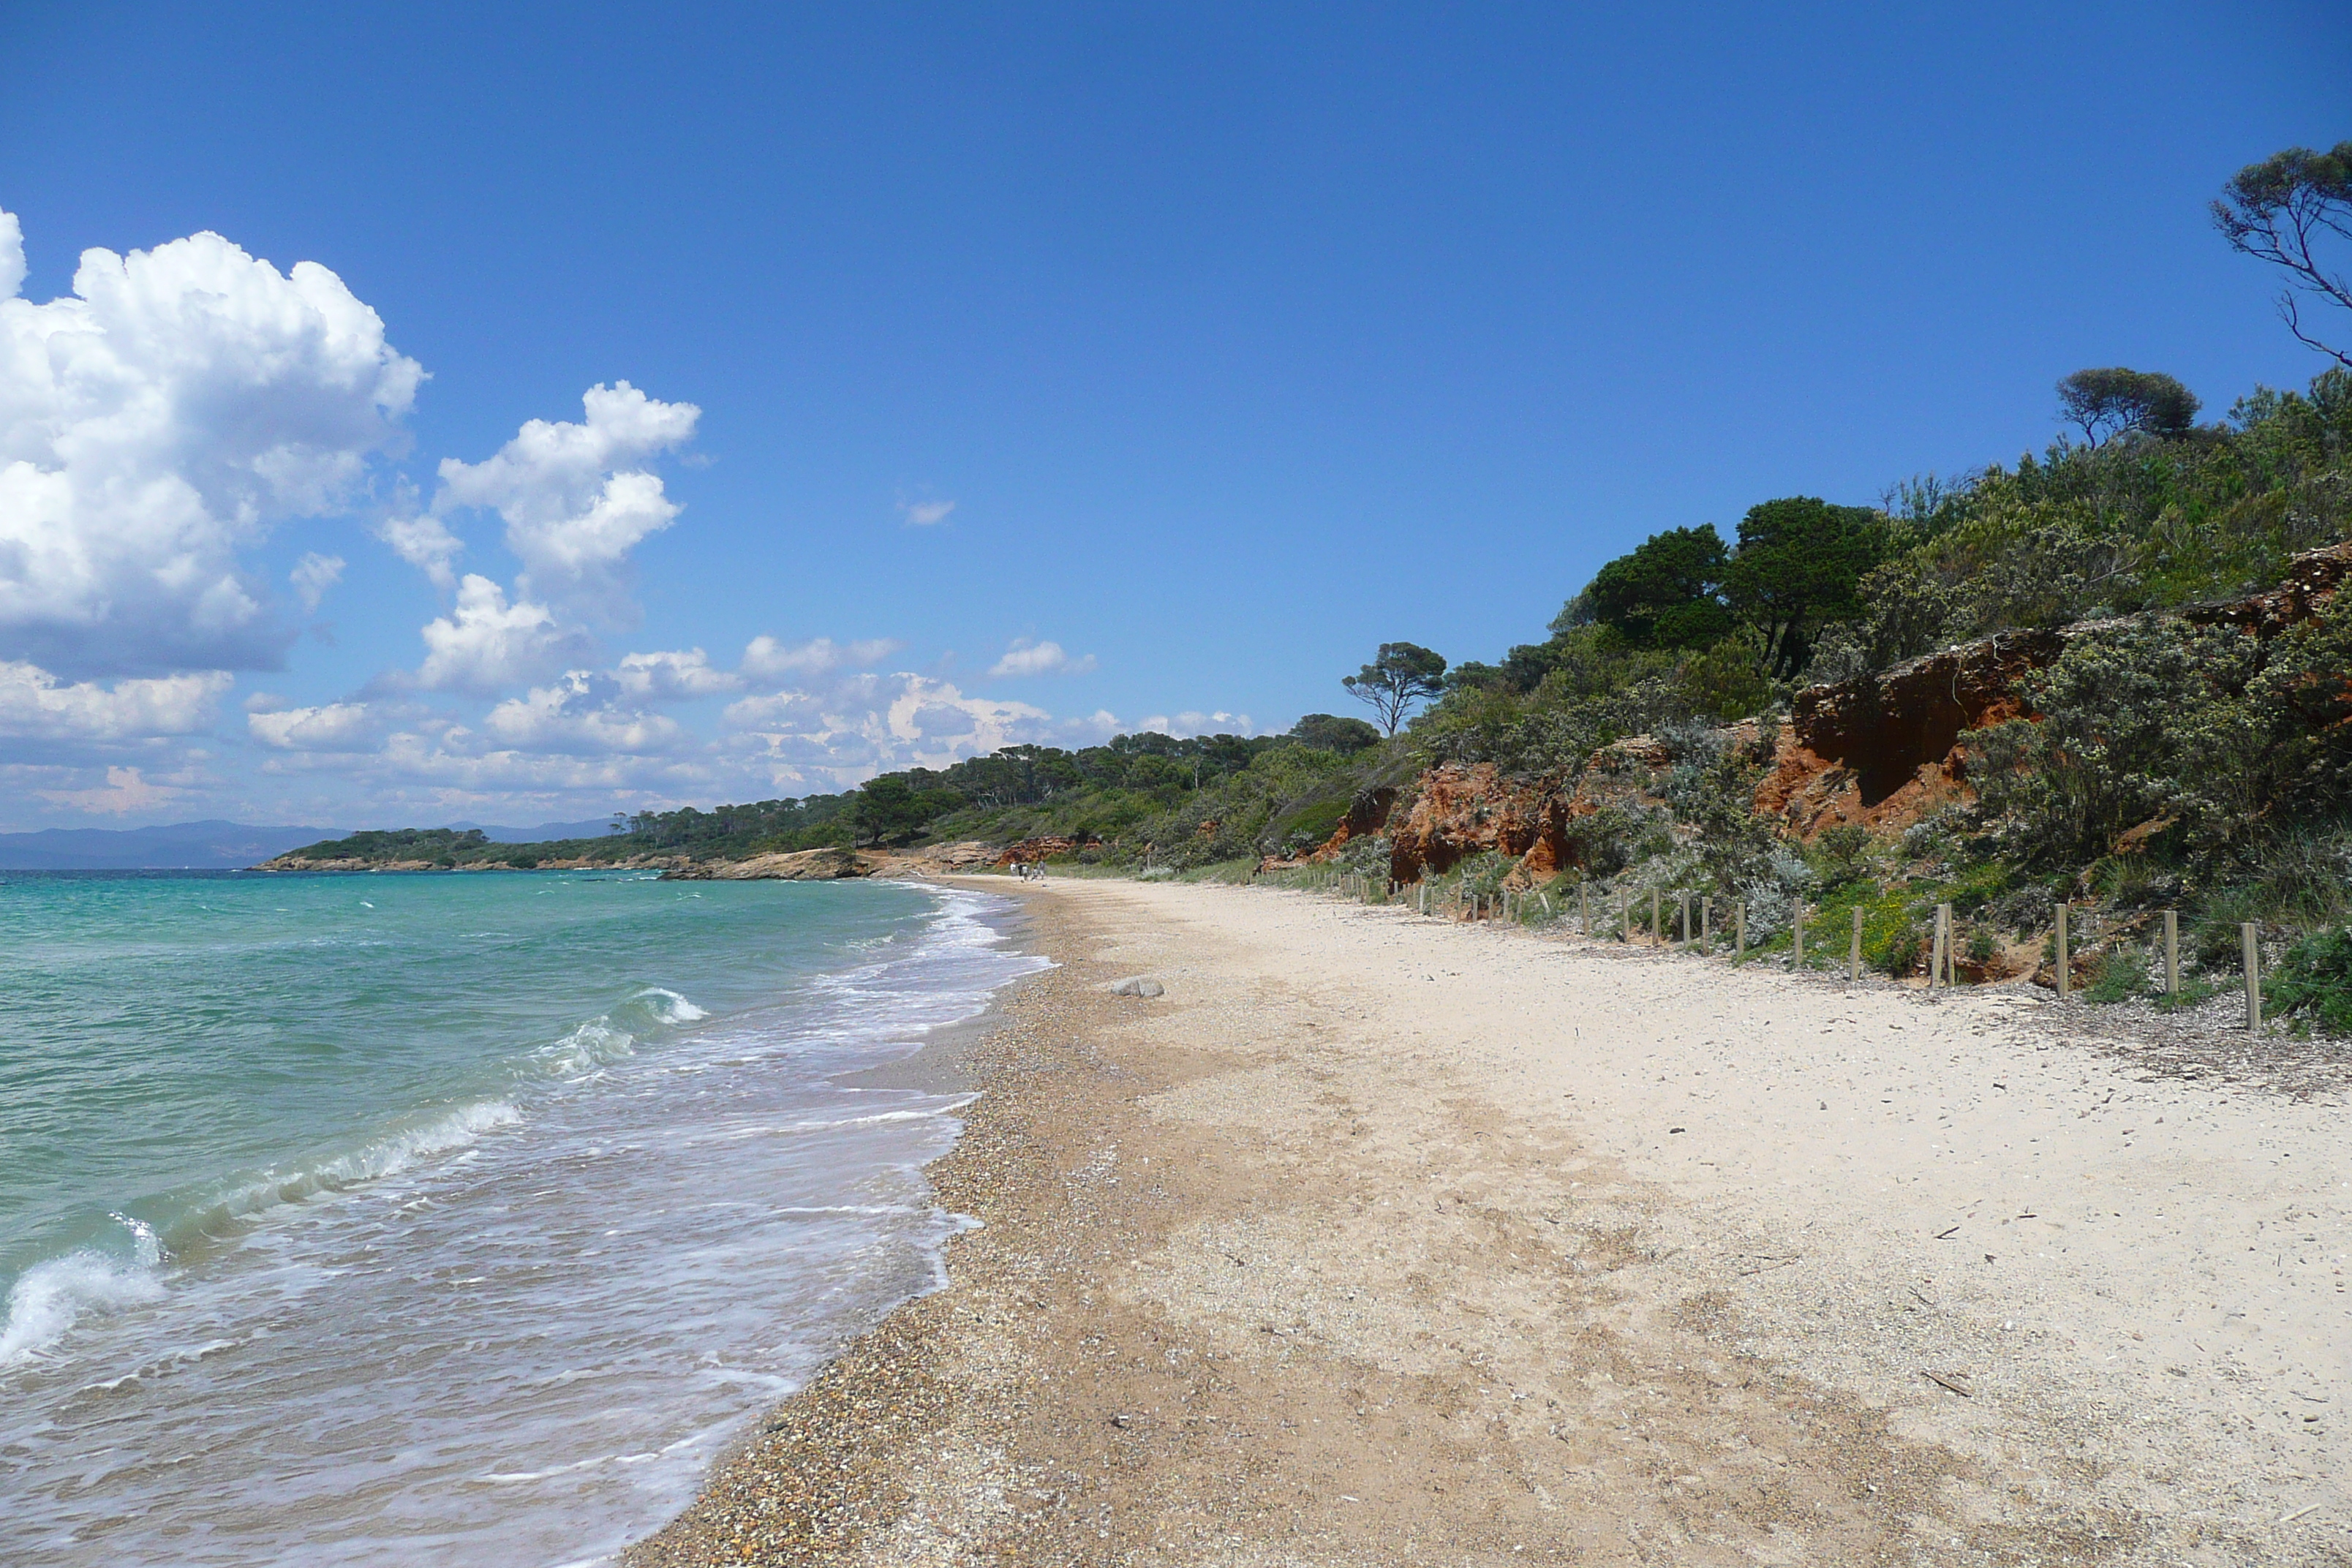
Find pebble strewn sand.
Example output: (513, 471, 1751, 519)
(629, 878, 2352, 1567)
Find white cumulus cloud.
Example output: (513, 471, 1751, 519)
(1142, 709, 1254, 737)
(987, 638, 1096, 678)
(900, 498, 955, 526)
(415, 574, 589, 694)
(0, 209, 423, 677)
(377, 511, 463, 588)
(0, 660, 230, 742)
(614, 647, 742, 700)
(483, 671, 686, 755)
(739, 634, 903, 681)
(34, 764, 188, 815)
(434, 381, 698, 620)
(290, 552, 345, 611)
(248, 701, 379, 752)
(725, 671, 1050, 789)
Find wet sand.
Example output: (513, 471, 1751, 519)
(628, 877, 2352, 1567)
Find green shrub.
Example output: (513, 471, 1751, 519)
(1989, 883, 2056, 936)
(1814, 824, 1873, 882)
(2085, 943, 2152, 1003)
(1785, 880, 1921, 975)
(1961, 617, 2266, 870)
(2268, 927, 2352, 1036)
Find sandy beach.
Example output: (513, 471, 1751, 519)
(629, 877, 2351, 1567)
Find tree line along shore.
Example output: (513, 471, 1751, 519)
(265, 144, 2352, 1039)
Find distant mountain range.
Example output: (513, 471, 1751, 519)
(0, 821, 347, 870)
(0, 818, 627, 870)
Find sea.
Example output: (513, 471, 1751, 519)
(0, 869, 1044, 1567)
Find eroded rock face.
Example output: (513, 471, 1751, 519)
(994, 835, 1096, 867)
(1787, 629, 2062, 808)
(1763, 540, 2352, 837)
(1387, 764, 1572, 883)
(1386, 542, 2352, 873)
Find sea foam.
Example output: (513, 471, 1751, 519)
(0, 1215, 164, 1366)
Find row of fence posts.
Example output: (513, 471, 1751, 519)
(1318, 871, 2268, 1033)
(1407, 877, 2273, 1033)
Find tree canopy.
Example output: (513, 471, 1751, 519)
(1722, 497, 1886, 675)
(2214, 141, 2352, 369)
(2056, 367, 2202, 445)
(1287, 712, 1383, 752)
(1343, 642, 1449, 734)
(851, 774, 965, 845)
(1583, 524, 1733, 649)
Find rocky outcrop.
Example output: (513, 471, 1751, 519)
(880, 840, 1003, 875)
(1387, 764, 1569, 883)
(994, 834, 1098, 867)
(1784, 629, 2062, 809)
(1308, 786, 1399, 859)
(1760, 540, 2352, 839)
(2181, 539, 2352, 636)
(1386, 542, 2352, 876)
(254, 851, 693, 872)
(661, 847, 881, 881)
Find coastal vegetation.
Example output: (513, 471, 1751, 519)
(274, 144, 2352, 1030)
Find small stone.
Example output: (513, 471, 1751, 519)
(1107, 976, 1166, 998)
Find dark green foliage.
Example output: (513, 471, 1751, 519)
(1989, 883, 2056, 937)
(1584, 524, 1733, 649)
(1722, 497, 1887, 674)
(1343, 642, 1449, 735)
(1287, 713, 1382, 753)
(1833, 369, 2352, 657)
(290, 827, 491, 862)
(851, 775, 964, 845)
(2057, 368, 2202, 445)
(2267, 927, 2352, 1036)
(2213, 142, 2352, 369)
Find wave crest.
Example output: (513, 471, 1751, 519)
(0, 1215, 166, 1367)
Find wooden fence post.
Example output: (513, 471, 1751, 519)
(1735, 901, 1746, 959)
(1651, 889, 1662, 949)
(2056, 903, 2070, 1000)
(1580, 883, 1589, 935)
(1700, 895, 1712, 954)
(1793, 905, 1805, 970)
(1851, 905, 1863, 984)
(2243, 922, 2261, 1031)
(1678, 892, 1692, 949)
(1623, 894, 1632, 943)
(2164, 909, 2179, 995)
(1937, 902, 1955, 987)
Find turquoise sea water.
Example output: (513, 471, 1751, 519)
(0, 870, 1041, 1566)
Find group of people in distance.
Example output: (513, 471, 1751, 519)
(1009, 859, 1047, 881)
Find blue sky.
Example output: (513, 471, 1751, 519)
(0, 1, 2343, 829)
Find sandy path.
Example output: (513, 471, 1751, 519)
(633, 877, 2351, 1567)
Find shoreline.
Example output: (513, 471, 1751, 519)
(827, 883, 1039, 1096)
(629, 876, 2352, 1567)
